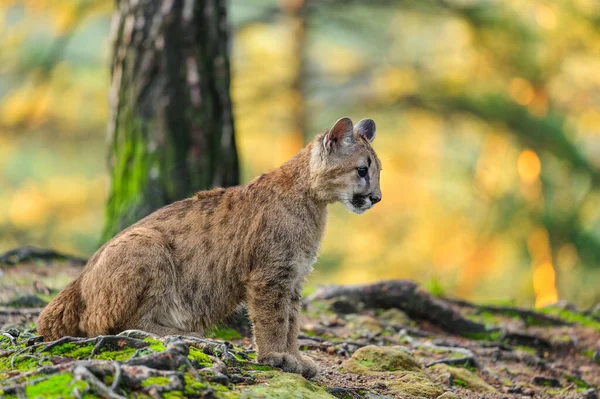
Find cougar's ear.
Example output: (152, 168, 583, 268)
(354, 118, 376, 142)
(324, 117, 354, 153)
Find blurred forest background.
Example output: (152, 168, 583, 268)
(1, 0, 599, 308)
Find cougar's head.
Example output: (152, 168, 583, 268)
(311, 117, 382, 214)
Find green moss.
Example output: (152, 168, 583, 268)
(24, 373, 88, 399)
(164, 392, 185, 399)
(205, 327, 242, 341)
(42, 343, 94, 359)
(183, 374, 208, 396)
(517, 346, 538, 355)
(432, 365, 496, 393)
(240, 371, 334, 398)
(188, 347, 213, 367)
(344, 346, 421, 373)
(452, 378, 468, 387)
(465, 311, 499, 328)
(183, 374, 239, 398)
(144, 337, 166, 352)
(461, 330, 502, 342)
(248, 364, 273, 371)
(95, 347, 136, 361)
(357, 358, 376, 368)
(0, 354, 51, 371)
(565, 375, 588, 391)
(141, 376, 172, 387)
(539, 307, 600, 331)
(343, 346, 443, 398)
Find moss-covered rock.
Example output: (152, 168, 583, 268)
(344, 345, 420, 373)
(378, 308, 413, 326)
(432, 364, 496, 392)
(346, 316, 383, 336)
(239, 371, 335, 398)
(343, 345, 444, 398)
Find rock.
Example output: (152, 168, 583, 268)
(583, 388, 598, 399)
(378, 308, 413, 326)
(346, 315, 383, 335)
(240, 371, 336, 398)
(4, 328, 20, 338)
(344, 345, 421, 373)
(343, 345, 444, 398)
(432, 364, 496, 392)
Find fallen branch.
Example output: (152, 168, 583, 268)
(0, 246, 86, 266)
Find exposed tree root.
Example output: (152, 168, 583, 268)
(0, 246, 86, 266)
(444, 298, 571, 326)
(309, 280, 489, 335)
(309, 280, 561, 353)
(0, 330, 258, 397)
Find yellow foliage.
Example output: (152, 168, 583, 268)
(313, 44, 363, 81)
(371, 67, 417, 102)
(535, 4, 557, 30)
(53, 2, 79, 34)
(8, 183, 49, 229)
(556, 243, 578, 272)
(517, 149, 541, 183)
(533, 262, 558, 308)
(509, 78, 535, 106)
(0, 87, 33, 126)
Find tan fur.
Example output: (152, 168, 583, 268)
(37, 117, 382, 378)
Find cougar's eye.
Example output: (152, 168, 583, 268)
(357, 167, 368, 178)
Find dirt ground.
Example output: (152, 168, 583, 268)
(1, 259, 598, 398)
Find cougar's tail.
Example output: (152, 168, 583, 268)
(37, 278, 84, 341)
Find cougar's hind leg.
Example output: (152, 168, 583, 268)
(79, 228, 179, 337)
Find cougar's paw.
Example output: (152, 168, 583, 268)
(297, 354, 318, 379)
(258, 352, 302, 374)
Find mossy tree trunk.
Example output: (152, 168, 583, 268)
(102, 0, 239, 242)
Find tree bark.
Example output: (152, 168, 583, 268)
(102, 0, 239, 242)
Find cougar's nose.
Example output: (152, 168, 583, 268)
(370, 195, 381, 204)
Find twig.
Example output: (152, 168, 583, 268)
(73, 365, 127, 399)
(111, 361, 122, 391)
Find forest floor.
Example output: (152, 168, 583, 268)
(0, 253, 599, 399)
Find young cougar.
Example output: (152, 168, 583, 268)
(37, 116, 382, 378)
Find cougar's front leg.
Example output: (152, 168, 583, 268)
(286, 282, 318, 378)
(247, 266, 303, 376)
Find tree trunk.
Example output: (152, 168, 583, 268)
(102, 0, 239, 242)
